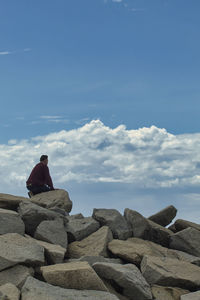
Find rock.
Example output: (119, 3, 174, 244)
(66, 213, 84, 220)
(18, 201, 64, 235)
(0, 283, 20, 300)
(124, 208, 173, 246)
(35, 239, 66, 264)
(66, 256, 123, 266)
(141, 255, 200, 290)
(41, 261, 108, 291)
(93, 208, 132, 240)
(30, 189, 72, 213)
(67, 226, 113, 258)
(148, 205, 177, 227)
(102, 279, 130, 300)
(21, 276, 119, 300)
(181, 291, 200, 299)
(124, 208, 150, 238)
(34, 218, 68, 248)
(151, 285, 189, 300)
(93, 262, 152, 300)
(66, 217, 100, 242)
(173, 219, 200, 232)
(0, 233, 45, 271)
(108, 237, 200, 266)
(169, 227, 200, 257)
(0, 265, 34, 289)
(0, 193, 28, 210)
(0, 208, 25, 235)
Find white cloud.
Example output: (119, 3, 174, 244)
(1, 119, 200, 220)
(39, 115, 69, 124)
(0, 51, 11, 55)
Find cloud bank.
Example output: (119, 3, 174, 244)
(1, 120, 200, 190)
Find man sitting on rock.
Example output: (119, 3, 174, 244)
(26, 155, 54, 197)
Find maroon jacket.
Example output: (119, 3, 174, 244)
(26, 162, 54, 189)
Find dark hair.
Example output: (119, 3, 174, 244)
(40, 155, 48, 161)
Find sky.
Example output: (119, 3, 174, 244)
(0, 0, 200, 223)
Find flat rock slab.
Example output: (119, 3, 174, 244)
(66, 217, 100, 242)
(0, 283, 20, 300)
(35, 239, 66, 264)
(108, 237, 200, 266)
(0, 208, 25, 235)
(0, 265, 34, 289)
(148, 205, 177, 227)
(0, 233, 45, 271)
(93, 262, 152, 300)
(152, 285, 189, 300)
(30, 189, 72, 213)
(141, 255, 200, 290)
(0, 193, 28, 210)
(21, 276, 119, 300)
(170, 227, 200, 257)
(67, 255, 123, 266)
(93, 208, 132, 240)
(181, 291, 200, 299)
(67, 226, 113, 258)
(18, 201, 63, 236)
(41, 261, 107, 291)
(34, 218, 68, 248)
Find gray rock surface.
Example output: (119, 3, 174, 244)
(169, 227, 200, 257)
(181, 291, 200, 299)
(173, 219, 200, 232)
(151, 285, 189, 300)
(141, 255, 200, 290)
(30, 189, 72, 212)
(146, 219, 173, 247)
(124, 208, 150, 238)
(148, 205, 177, 227)
(41, 262, 108, 291)
(0, 233, 45, 271)
(18, 201, 63, 235)
(67, 255, 123, 266)
(35, 239, 66, 264)
(0, 265, 34, 288)
(93, 262, 152, 300)
(93, 208, 132, 240)
(67, 226, 113, 258)
(21, 276, 119, 300)
(0, 208, 25, 235)
(0, 193, 28, 210)
(66, 217, 100, 242)
(34, 218, 68, 248)
(0, 283, 20, 300)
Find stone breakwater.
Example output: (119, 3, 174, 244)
(0, 190, 199, 300)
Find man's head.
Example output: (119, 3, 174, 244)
(40, 155, 48, 165)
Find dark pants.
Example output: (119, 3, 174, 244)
(27, 184, 52, 195)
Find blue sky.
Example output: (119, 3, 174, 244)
(0, 0, 200, 223)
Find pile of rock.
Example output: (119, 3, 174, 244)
(0, 190, 200, 300)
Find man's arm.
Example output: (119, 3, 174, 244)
(44, 165, 54, 189)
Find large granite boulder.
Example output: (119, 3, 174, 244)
(0, 208, 25, 235)
(67, 226, 113, 258)
(18, 201, 64, 235)
(35, 239, 66, 264)
(151, 285, 189, 300)
(108, 237, 200, 266)
(148, 205, 177, 227)
(169, 227, 200, 257)
(0, 233, 45, 271)
(93, 262, 152, 300)
(21, 276, 119, 300)
(141, 255, 200, 290)
(65, 217, 100, 242)
(0, 283, 20, 300)
(34, 218, 68, 248)
(0, 193, 28, 210)
(172, 219, 200, 232)
(93, 208, 132, 240)
(0, 265, 34, 288)
(41, 262, 107, 291)
(181, 291, 200, 299)
(30, 189, 72, 212)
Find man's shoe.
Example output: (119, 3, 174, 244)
(28, 191, 34, 198)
